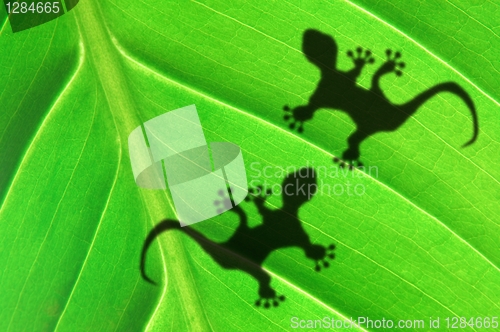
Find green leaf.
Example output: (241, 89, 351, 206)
(1, 1, 499, 331)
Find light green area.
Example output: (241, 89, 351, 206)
(0, 0, 499, 331)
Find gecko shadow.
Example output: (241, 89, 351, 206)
(140, 167, 335, 308)
(284, 29, 479, 167)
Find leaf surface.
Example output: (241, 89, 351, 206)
(1, 1, 499, 331)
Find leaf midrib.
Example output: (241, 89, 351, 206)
(64, 1, 213, 331)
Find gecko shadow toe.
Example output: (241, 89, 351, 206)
(256, 294, 286, 309)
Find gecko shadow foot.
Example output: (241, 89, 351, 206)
(140, 167, 335, 308)
(283, 29, 479, 168)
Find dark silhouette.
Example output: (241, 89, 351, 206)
(140, 167, 335, 308)
(284, 29, 478, 167)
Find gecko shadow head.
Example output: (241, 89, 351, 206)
(140, 167, 336, 308)
(283, 29, 479, 168)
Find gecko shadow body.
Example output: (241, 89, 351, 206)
(284, 29, 478, 167)
(140, 167, 335, 308)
